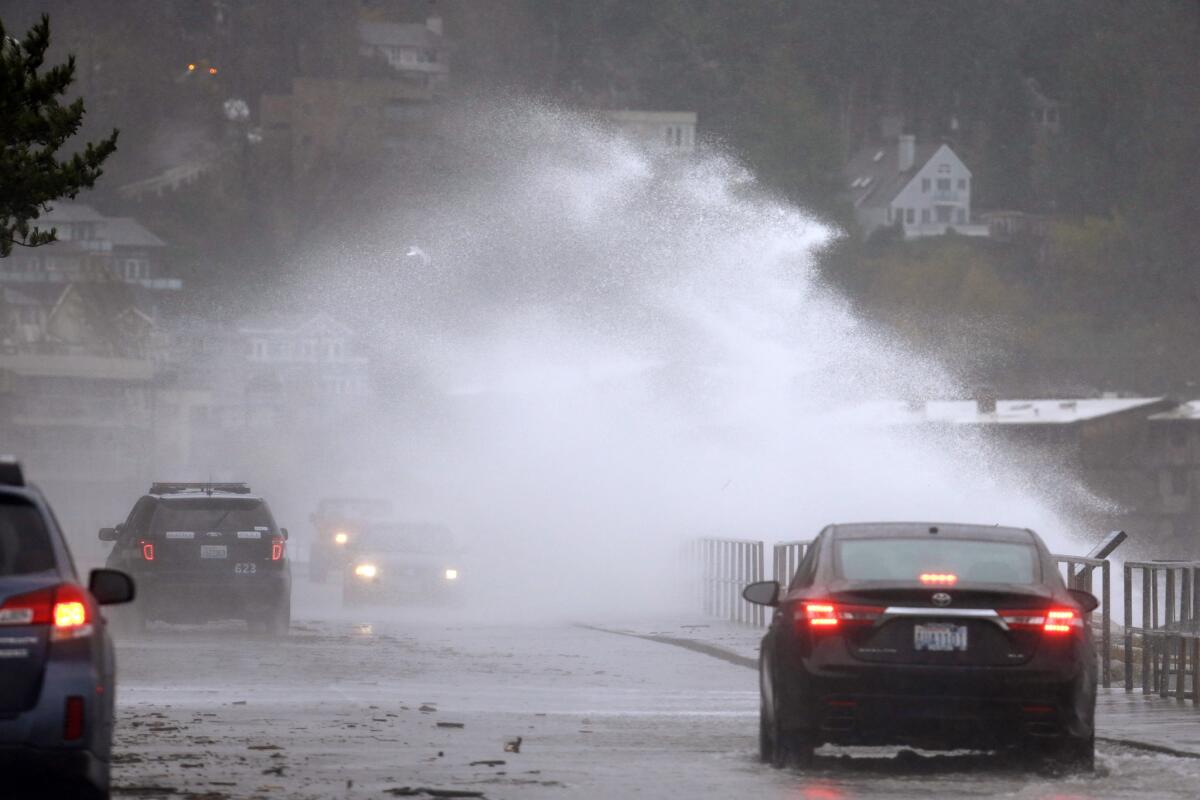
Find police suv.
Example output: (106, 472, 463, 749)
(101, 483, 291, 636)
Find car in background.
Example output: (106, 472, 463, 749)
(743, 522, 1098, 771)
(308, 496, 392, 582)
(101, 483, 291, 636)
(0, 458, 135, 800)
(343, 522, 461, 606)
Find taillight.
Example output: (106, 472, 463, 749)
(999, 607, 1083, 635)
(142, 541, 155, 561)
(1043, 609, 1080, 634)
(271, 535, 285, 561)
(919, 573, 958, 585)
(0, 584, 92, 640)
(796, 601, 884, 632)
(64, 696, 85, 740)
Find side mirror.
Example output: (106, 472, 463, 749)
(89, 569, 135, 605)
(742, 580, 781, 607)
(98, 527, 118, 542)
(280, 527, 289, 540)
(1069, 588, 1100, 613)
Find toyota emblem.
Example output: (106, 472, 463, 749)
(932, 592, 952, 607)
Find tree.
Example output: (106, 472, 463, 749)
(0, 14, 118, 257)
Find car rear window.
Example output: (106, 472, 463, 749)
(151, 498, 276, 535)
(836, 537, 1039, 584)
(0, 497, 56, 576)
(361, 524, 453, 554)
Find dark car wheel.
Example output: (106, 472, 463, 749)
(269, 601, 291, 637)
(758, 702, 773, 763)
(1059, 734, 1095, 772)
(765, 692, 814, 769)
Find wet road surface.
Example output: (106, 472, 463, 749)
(110, 612, 1200, 799)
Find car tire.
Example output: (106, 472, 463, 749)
(758, 702, 773, 763)
(766, 694, 814, 769)
(269, 601, 291, 637)
(1060, 734, 1095, 772)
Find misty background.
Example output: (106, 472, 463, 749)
(1, 0, 1198, 607)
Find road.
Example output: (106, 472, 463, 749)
(110, 606, 1200, 799)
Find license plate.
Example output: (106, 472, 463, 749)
(200, 545, 228, 559)
(914, 623, 968, 652)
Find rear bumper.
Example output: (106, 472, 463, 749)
(776, 660, 1095, 748)
(0, 658, 111, 790)
(136, 570, 290, 622)
(0, 744, 106, 788)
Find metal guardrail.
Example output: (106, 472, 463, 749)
(1054, 554, 1112, 688)
(690, 538, 766, 626)
(772, 540, 812, 586)
(1123, 560, 1200, 702)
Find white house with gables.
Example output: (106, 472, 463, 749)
(842, 135, 989, 239)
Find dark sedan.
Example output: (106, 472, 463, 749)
(743, 522, 1098, 771)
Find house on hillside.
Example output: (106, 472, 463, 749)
(357, 15, 451, 90)
(0, 203, 178, 290)
(604, 111, 697, 153)
(842, 135, 989, 240)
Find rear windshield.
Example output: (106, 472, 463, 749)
(0, 497, 55, 576)
(319, 499, 390, 520)
(151, 499, 276, 535)
(836, 538, 1039, 584)
(361, 525, 453, 554)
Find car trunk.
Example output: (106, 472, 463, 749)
(833, 584, 1056, 667)
(148, 498, 279, 576)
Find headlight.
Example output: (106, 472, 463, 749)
(444, 568, 458, 581)
(334, 532, 349, 545)
(354, 563, 377, 579)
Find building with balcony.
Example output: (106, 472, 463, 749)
(843, 135, 989, 240)
(0, 203, 178, 291)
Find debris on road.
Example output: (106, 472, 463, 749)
(503, 736, 522, 753)
(436, 722, 465, 729)
(383, 789, 486, 798)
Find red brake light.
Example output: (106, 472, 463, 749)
(919, 573, 957, 585)
(998, 607, 1082, 634)
(271, 535, 285, 561)
(797, 601, 884, 632)
(804, 603, 839, 627)
(142, 541, 155, 561)
(1044, 609, 1079, 634)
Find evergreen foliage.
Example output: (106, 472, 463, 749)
(0, 14, 118, 256)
